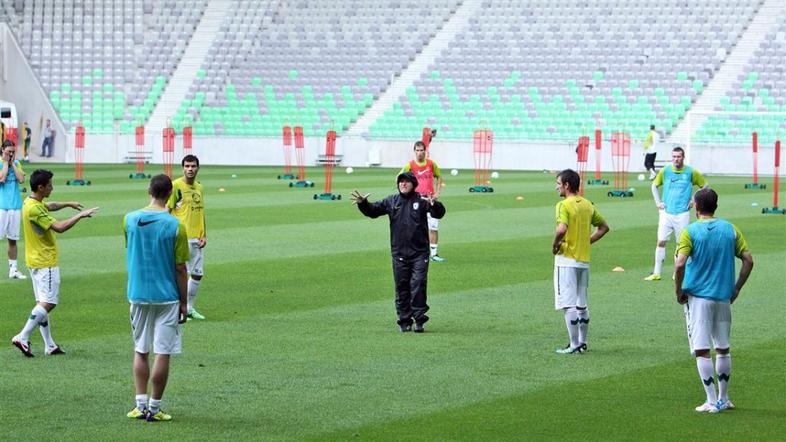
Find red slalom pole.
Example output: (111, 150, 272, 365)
(762, 140, 785, 214)
(745, 132, 766, 189)
(314, 130, 341, 200)
(587, 128, 608, 185)
(576, 135, 589, 196)
(290, 126, 313, 188)
(278, 126, 296, 180)
(67, 125, 90, 185)
(163, 127, 175, 178)
(129, 126, 149, 179)
(183, 126, 193, 157)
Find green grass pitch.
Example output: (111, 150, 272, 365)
(0, 163, 784, 440)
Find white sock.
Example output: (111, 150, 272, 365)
(149, 398, 162, 414)
(19, 305, 47, 342)
(135, 394, 149, 411)
(716, 353, 731, 401)
(430, 244, 438, 257)
(564, 308, 580, 349)
(9, 259, 17, 270)
(654, 246, 666, 275)
(187, 278, 201, 311)
(38, 310, 56, 349)
(576, 308, 589, 345)
(696, 357, 718, 404)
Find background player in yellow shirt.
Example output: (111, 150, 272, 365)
(167, 155, 207, 320)
(10, 169, 98, 357)
(551, 169, 609, 354)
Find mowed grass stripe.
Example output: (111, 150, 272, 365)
(309, 340, 785, 441)
(2, 265, 781, 440)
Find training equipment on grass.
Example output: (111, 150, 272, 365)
(290, 126, 314, 188)
(637, 174, 645, 181)
(745, 132, 766, 189)
(278, 126, 296, 180)
(469, 128, 494, 193)
(762, 139, 785, 214)
(314, 129, 341, 201)
(183, 126, 193, 157)
(162, 127, 175, 178)
(450, 169, 458, 176)
(346, 167, 353, 174)
(575, 135, 590, 195)
(607, 131, 633, 197)
(129, 126, 150, 179)
(587, 129, 609, 186)
(491, 171, 499, 179)
(67, 125, 90, 185)
(422, 127, 434, 154)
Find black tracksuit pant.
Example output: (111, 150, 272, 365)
(392, 254, 430, 326)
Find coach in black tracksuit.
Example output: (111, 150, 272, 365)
(350, 172, 446, 333)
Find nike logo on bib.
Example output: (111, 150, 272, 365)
(417, 170, 428, 175)
(137, 219, 158, 227)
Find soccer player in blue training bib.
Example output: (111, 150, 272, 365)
(0, 139, 27, 279)
(674, 188, 754, 414)
(646, 146, 708, 281)
(125, 174, 189, 422)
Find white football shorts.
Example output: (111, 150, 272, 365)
(684, 295, 731, 355)
(554, 264, 589, 310)
(427, 212, 439, 231)
(0, 209, 21, 240)
(657, 210, 690, 242)
(30, 267, 60, 305)
(130, 302, 182, 355)
(187, 239, 204, 276)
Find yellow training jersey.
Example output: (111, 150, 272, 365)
(167, 177, 205, 239)
(23, 197, 58, 268)
(555, 196, 605, 263)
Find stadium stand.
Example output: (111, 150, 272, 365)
(173, 0, 462, 136)
(7, 0, 206, 133)
(369, 0, 763, 141)
(695, 14, 786, 144)
(0, 0, 779, 148)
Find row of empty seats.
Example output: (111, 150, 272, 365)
(369, 0, 762, 140)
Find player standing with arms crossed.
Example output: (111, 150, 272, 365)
(645, 146, 708, 281)
(552, 169, 609, 354)
(400, 141, 445, 262)
(167, 155, 207, 320)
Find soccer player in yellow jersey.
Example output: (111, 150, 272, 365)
(551, 169, 609, 354)
(167, 155, 207, 320)
(10, 169, 98, 357)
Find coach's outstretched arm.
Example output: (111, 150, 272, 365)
(351, 189, 389, 218)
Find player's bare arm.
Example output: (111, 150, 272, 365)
(46, 201, 84, 211)
(552, 223, 567, 255)
(674, 253, 688, 304)
(50, 207, 100, 233)
(731, 251, 754, 304)
(590, 221, 610, 244)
